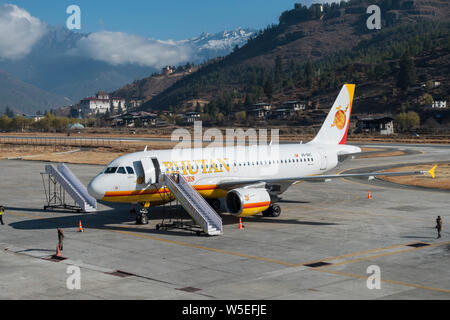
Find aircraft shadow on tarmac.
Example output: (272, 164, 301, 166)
(8, 202, 339, 236)
(278, 200, 311, 204)
(6, 207, 79, 214)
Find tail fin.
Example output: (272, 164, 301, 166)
(310, 84, 355, 145)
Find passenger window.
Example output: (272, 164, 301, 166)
(117, 167, 126, 174)
(105, 167, 118, 174)
(126, 167, 135, 174)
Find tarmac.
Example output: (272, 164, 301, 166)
(0, 143, 449, 300)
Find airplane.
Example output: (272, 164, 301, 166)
(87, 84, 436, 224)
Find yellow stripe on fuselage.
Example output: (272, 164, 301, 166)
(102, 185, 228, 204)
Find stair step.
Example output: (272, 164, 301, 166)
(45, 164, 97, 212)
(162, 173, 222, 236)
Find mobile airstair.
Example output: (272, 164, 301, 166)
(160, 173, 222, 236)
(42, 163, 97, 213)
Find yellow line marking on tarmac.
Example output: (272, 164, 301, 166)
(293, 242, 418, 267)
(103, 229, 450, 294)
(104, 228, 297, 267)
(317, 240, 450, 269)
(8, 207, 448, 294)
(314, 268, 450, 294)
(8, 209, 450, 294)
(7, 211, 46, 219)
(296, 202, 426, 222)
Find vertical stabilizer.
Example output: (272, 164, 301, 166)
(310, 84, 355, 145)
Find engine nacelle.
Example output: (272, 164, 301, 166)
(226, 188, 271, 217)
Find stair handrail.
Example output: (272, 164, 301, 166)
(57, 163, 97, 208)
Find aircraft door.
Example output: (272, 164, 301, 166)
(140, 157, 156, 185)
(151, 158, 161, 183)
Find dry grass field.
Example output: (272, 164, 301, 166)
(381, 163, 450, 190)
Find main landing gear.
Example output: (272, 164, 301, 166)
(262, 204, 281, 218)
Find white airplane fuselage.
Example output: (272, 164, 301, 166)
(88, 143, 360, 208)
(88, 84, 363, 217)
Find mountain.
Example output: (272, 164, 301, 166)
(140, 0, 449, 117)
(0, 69, 70, 114)
(0, 24, 254, 114)
(181, 28, 255, 62)
(0, 26, 155, 104)
(110, 28, 255, 103)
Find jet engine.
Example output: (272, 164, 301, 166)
(225, 188, 271, 217)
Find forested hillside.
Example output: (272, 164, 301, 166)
(138, 0, 449, 126)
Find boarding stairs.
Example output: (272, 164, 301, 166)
(44, 163, 97, 213)
(161, 173, 222, 236)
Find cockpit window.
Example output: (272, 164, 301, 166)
(126, 167, 135, 174)
(105, 167, 118, 174)
(117, 167, 126, 174)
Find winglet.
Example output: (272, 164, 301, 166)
(428, 165, 437, 179)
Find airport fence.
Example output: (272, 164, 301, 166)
(0, 136, 125, 151)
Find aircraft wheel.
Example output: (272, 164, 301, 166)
(262, 204, 281, 217)
(141, 214, 149, 225)
(271, 204, 281, 217)
(262, 207, 273, 217)
(136, 213, 149, 225)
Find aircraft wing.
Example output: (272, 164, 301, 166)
(217, 166, 436, 190)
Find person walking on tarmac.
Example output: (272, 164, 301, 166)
(57, 228, 65, 251)
(436, 216, 443, 239)
(0, 206, 5, 225)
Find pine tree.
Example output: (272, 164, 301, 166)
(264, 79, 274, 100)
(397, 54, 416, 90)
(305, 60, 314, 88)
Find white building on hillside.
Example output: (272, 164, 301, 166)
(80, 91, 126, 115)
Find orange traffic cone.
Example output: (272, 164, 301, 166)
(56, 244, 61, 257)
(238, 218, 244, 230)
(78, 220, 84, 233)
(368, 191, 372, 199)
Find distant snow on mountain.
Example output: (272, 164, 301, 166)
(182, 28, 255, 61)
(0, 3, 256, 113)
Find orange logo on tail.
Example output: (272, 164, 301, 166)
(331, 105, 349, 130)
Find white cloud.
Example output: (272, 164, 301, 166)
(72, 31, 193, 68)
(0, 4, 48, 60)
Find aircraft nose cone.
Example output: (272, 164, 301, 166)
(88, 178, 105, 200)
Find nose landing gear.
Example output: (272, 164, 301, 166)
(136, 208, 149, 225)
(134, 202, 150, 225)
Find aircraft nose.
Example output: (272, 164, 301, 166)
(87, 177, 105, 200)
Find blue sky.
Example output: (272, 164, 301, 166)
(2, 0, 314, 39)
